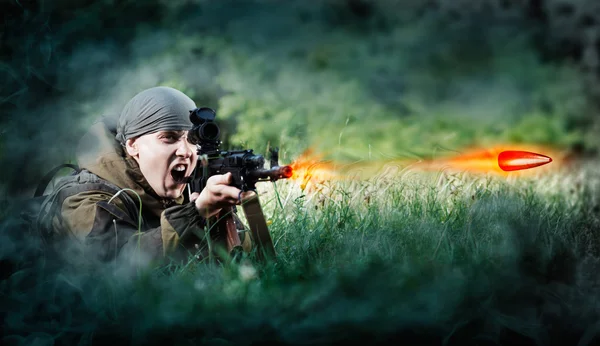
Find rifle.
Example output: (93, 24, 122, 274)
(186, 107, 293, 262)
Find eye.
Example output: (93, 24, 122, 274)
(160, 134, 179, 143)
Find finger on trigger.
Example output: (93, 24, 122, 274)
(221, 185, 242, 199)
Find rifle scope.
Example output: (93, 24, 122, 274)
(188, 107, 220, 145)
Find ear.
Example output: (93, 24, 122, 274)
(125, 138, 139, 157)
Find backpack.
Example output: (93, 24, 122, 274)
(22, 164, 141, 250)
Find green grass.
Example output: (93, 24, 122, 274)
(2, 161, 599, 345)
(3, 1, 600, 344)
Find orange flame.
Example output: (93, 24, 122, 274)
(289, 149, 338, 191)
(285, 145, 559, 192)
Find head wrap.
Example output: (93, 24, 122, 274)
(116, 86, 197, 144)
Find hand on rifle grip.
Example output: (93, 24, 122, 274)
(192, 172, 252, 219)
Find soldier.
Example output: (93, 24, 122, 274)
(40, 86, 250, 267)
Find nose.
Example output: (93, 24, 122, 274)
(176, 138, 194, 158)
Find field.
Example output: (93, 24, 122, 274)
(2, 1, 600, 345)
(3, 162, 600, 345)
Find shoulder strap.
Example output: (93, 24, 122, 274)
(55, 183, 140, 220)
(34, 163, 80, 198)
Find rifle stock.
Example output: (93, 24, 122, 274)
(216, 206, 242, 254)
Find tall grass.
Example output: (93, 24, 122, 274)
(2, 161, 598, 345)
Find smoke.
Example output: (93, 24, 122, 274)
(1, 1, 599, 344)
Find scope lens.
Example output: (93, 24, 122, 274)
(200, 123, 220, 141)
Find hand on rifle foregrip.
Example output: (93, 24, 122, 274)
(191, 172, 253, 219)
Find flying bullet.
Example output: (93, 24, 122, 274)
(498, 150, 552, 172)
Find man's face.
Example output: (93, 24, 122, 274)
(126, 130, 198, 199)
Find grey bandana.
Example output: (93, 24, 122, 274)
(116, 86, 197, 144)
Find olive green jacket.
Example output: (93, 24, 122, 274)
(49, 118, 229, 265)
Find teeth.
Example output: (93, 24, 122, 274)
(173, 165, 186, 171)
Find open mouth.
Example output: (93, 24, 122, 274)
(171, 164, 189, 184)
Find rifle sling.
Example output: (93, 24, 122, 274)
(241, 195, 275, 262)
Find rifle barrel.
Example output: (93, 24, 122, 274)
(248, 165, 293, 182)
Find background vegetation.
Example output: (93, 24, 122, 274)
(2, 0, 600, 344)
